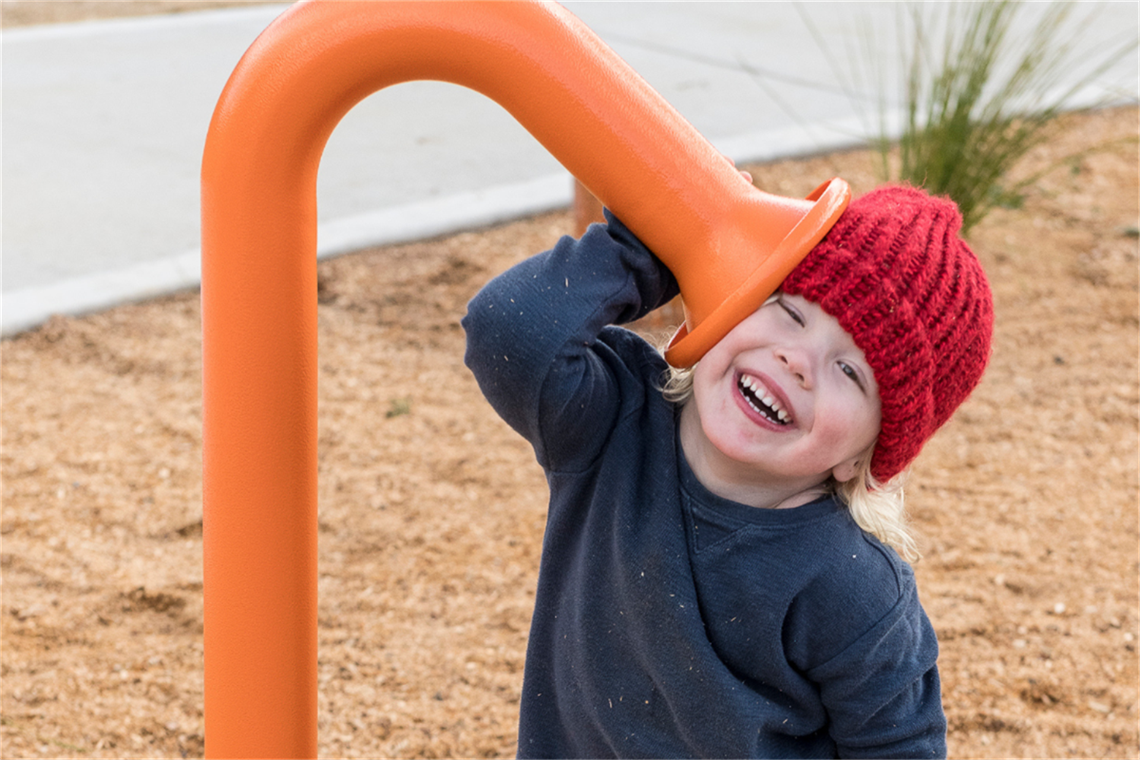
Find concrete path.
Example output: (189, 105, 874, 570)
(3, 1, 1136, 335)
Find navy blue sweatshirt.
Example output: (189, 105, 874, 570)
(462, 213, 946, 759)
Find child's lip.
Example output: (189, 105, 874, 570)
(734, 370, 797, 429)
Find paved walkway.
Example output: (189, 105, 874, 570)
(3, 2, 1136, 335)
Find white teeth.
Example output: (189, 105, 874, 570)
(738, 373, 791, 424)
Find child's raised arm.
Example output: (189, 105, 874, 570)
(463, 212, 678, 471)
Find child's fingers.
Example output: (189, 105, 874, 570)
(723, 154, 753, 185)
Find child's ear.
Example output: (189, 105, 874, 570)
(831, 449, 870, 485)
(831, 459, 860, 485)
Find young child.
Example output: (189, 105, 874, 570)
(462, 184, 993, 759)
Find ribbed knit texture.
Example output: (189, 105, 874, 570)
(781, 185, 994, 482)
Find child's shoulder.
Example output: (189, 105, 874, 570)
(808, 508, 912, 602)
(783, 511, 925, 670)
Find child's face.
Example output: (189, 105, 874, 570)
(682, 293, 881, 496)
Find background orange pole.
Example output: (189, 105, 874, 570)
(201, 1, 846, 756)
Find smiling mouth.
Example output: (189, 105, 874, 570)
(738, 374, 791, 426)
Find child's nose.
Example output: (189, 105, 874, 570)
(775, 346, 813, 389)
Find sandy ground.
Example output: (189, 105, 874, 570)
(1, 6, 1138, 757)
(3, 103, 1137, 759)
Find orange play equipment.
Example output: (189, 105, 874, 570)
(201, 0, 849, 755)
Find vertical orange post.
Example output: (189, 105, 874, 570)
(201, 1, 847, 756)
(573, 179, 606, 237)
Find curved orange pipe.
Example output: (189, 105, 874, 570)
(201, 1, 847, 756)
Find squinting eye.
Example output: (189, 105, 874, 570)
(839, 362, 863, 388)
(778, 300, 805, 326)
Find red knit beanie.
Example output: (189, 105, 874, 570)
(781, 184, 994, 483)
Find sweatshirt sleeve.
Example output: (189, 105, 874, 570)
(462, 211, 678, 471)
(793, 555, 947, 759)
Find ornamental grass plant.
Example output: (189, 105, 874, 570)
(806, 0, 1138, 233)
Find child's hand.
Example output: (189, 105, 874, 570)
(724, 154, 753, 185)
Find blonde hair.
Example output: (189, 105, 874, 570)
(657, 361, 920, 563)
(835, 458, 918, 562)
